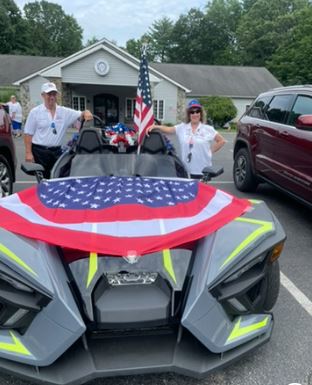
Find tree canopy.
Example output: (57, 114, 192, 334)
(0, 0, 83, 56)
(125, 0, 312, 84)
(2, 0, 312, 84)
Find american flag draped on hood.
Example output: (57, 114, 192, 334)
(0, 176, 250, 256)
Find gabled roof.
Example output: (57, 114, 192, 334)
(0, 54, 60, 86)
(0, 42, 281, 98)
(9, 38, 190, 92)
(151, 63, 282, 98)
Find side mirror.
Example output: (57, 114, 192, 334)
(201, 166, 224, 182)
(295, 114, 312, 131)
(21, 162, 45, 183)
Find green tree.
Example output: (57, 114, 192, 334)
(200, 0, 243, 64)
(23, 0, 83, 56)
(85, 36, 99, 47)
(125, 34, 155, 61)
(267, 5, 312, 84)
(236, 0, 310, 66)
(167, 8, 205, 63)
(241, 0, 259, 12)
(147, 17, 174, 62)
(125, 38, 142, 59)
(200, 96, 237, 127)
(0, 0, 28, 54)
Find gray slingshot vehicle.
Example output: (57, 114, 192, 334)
(0, 127, 286, 385)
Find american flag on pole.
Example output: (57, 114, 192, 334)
(0, 176, 250, 257)
(133, 45, 155, 145)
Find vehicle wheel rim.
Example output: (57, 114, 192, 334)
(235, 156, 246, 184)
(0, 162, 11, 197)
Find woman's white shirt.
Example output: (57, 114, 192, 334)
(175, 122, 217, 174)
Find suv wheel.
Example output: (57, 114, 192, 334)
(0, 154, 13, 197)
(233, 148, 258, 192)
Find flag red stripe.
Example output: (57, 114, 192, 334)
(0, 202, 248, 257)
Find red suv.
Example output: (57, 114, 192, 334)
(233, 85, 312, 207)
(0, 103, 16, 197)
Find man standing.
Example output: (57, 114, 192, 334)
(24, 82, 93, 178)
(7, 95, 23, 137)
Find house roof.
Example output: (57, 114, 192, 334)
(0, 54, 60, 86)
(151, 63, 282, 98)
(0, 46, 281, 98)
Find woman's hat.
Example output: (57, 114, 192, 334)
(187, 99, 202, 109)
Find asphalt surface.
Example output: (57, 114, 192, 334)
(5, 132, 312, 385)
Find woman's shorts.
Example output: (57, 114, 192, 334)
(12, 121, 22, 130)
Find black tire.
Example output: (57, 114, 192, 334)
(263, 261, 280, 311)
(0, 154, 13, 197)
(233, 147, 259, 192)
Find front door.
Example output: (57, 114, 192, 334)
(94, 94, 119, 126)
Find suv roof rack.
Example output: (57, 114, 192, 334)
(271, 84, 312, 91)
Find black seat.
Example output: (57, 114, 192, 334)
(140, 130, 168, 154)
(75, 128, 104, 154)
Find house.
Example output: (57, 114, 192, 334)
(151, 63, 282, 120)
(1, 38, 282, 125)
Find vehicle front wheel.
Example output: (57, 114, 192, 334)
(0, 154, 13, 197)
(233, 148, 258, 192)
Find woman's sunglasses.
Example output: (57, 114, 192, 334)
(187, 143, 193, 162)
(189, 109, 201, 115)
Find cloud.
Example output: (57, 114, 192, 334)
(14, 0, 206, 46)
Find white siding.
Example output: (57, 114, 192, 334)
(154, 80, 178, 124)
(232, 98, 254, 121)
(28, 76, 50, 107)
(62, 51, 139, 86)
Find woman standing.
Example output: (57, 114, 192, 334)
(146, 99, 226, 178)
(7, 95, 23, 137)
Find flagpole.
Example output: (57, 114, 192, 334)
(133, 43, 155, 154)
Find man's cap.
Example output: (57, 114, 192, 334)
(187, 99, 202, 109)
(41, 82, 59, 94)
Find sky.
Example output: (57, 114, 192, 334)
(14, 0, 208, 46)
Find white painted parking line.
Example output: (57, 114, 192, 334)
(15, 181, 36, 184)
(209, 181, 234, 184)
(16, 180, 236, 184)
(281, 272, 312, 317)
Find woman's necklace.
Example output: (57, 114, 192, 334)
(191, 123, 200, 134)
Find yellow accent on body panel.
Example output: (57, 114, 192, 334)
(220, 218, 274, 269)
(249, 199, 263, 204)
(86, 252, 98, 288)
(0, 331, 31, 356)
(163, 249, 177, 284)
(0, 243, 37, 276)
(227, 316, 269, 342)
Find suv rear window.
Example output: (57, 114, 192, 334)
(248, 96, 271, 119)
(266, 94, 293, 123)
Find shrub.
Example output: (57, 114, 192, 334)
(0, 87, 19, 103)
(199, 96, 237, 128)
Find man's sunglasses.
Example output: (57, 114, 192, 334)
(189, 109, 201, 115)
(51, 122, 57, 135)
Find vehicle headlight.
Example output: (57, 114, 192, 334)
(0, 271, 51, 333)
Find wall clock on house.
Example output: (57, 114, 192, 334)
(94, 59, 110, 76)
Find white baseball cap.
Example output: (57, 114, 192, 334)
(41, 82, 59, 94)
